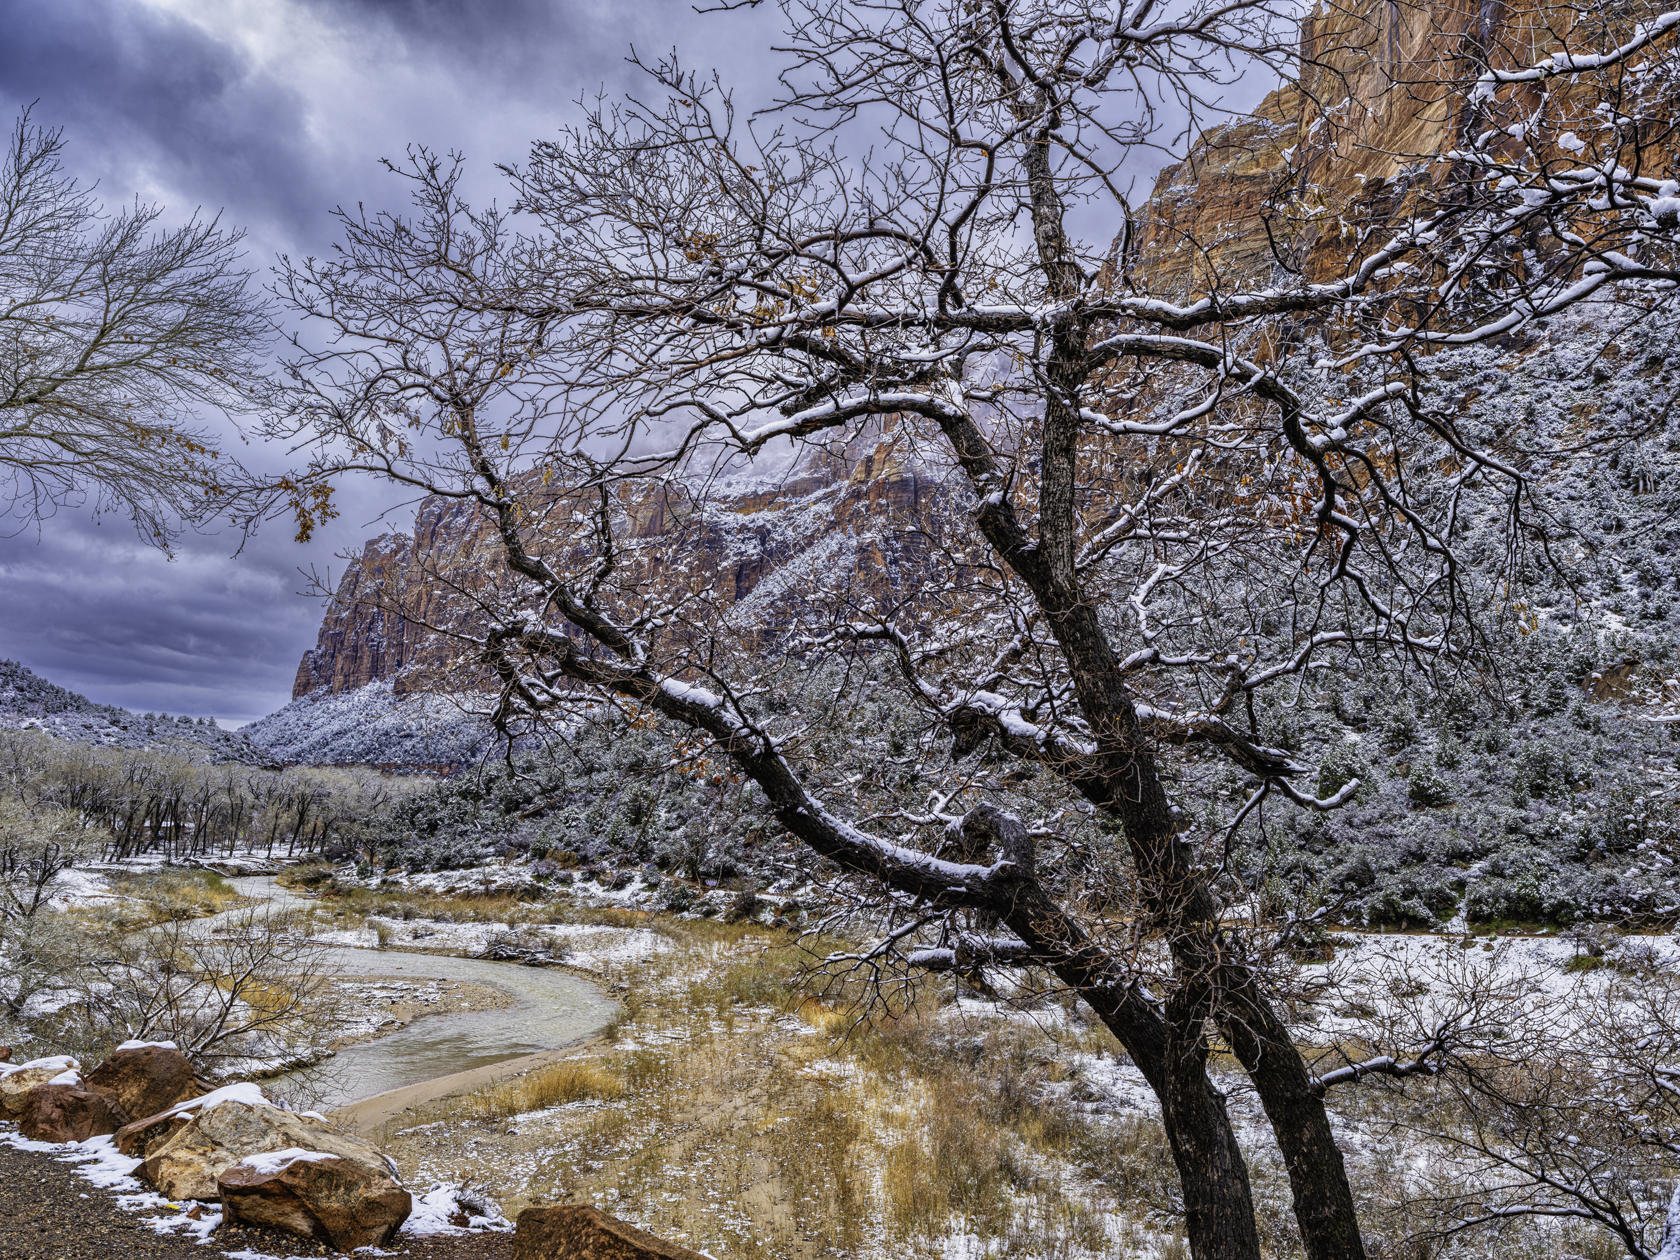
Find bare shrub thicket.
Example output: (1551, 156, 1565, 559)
(0, 728, 417, 862)
(276, 0, 1680, 1256)
(0, 893, 335, 1075)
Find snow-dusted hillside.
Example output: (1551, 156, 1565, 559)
(242, 679, 493, 769)
(0, 659, 269, 764)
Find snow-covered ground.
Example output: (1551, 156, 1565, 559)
(332, 917, 674, 972)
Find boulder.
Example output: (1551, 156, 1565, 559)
(139, 1090, 397, 1202)
(114, 1108, 196, 1159)
(514, 1205, 708, 1260)
(84, 1043, 203, 1123)
(0, 1056, 79, 1119)
(219, 1149, 411, 1251)
(18, 1083, 129, 1142)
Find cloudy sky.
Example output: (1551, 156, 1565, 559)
(0, 0, 787, 723)
(0, 0, 1274, 725)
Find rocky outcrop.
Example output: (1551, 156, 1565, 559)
(83, 1043, 203, 1123)
(5, 1048, 197, 1141)
(513, 1205, 708, 1260)
(134, 1089, 399, 1203)
(289, 421, 942, 703)
(4, 1062, 413, 1249)
(219, 1150, 411, 1251)
(17, 1083, 128, 1143)
(0, 1056, 78, 1119)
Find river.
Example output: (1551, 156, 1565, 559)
(220, 876, 617, 1112)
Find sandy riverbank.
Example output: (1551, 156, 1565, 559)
(328, 1034, 609, 1134)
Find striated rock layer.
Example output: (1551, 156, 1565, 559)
(292, 421, 944, 700)
(1136, 0, 1680, 294)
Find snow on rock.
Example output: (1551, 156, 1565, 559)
(0, 1055, 79, 1080)
(153, 1081, 280, 1120)
(229, 1147, 339, 1175)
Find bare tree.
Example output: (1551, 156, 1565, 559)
(275, 2, 1680, 1257)
(66, 906, 331, 1072)
(0, 109, 291, 549)
(1312, 941, 1680, 1260)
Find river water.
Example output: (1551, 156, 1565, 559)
(221, 876, 617, 1111)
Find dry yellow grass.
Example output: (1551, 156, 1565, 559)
(376, 921, 1163, 1259)
(105, 868, 248, 925)
(467, 1061, 627, 1120)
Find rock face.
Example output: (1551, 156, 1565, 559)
(219, 1150, 412, 1251)
(17, 1083, 129, 1143)
(139, 1096, 400, 1202)
(83, 1044, 203, 1124)
(513, 1205, 708, 1260)
(289, 421, 942, 704)
(1136, 0, 1680, 295)
(0, 1056, 79, 1119)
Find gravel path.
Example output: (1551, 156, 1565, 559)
(0, 1139, 511, 1260)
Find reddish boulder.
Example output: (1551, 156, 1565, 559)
(85, 1044, 202, 1122)
(514, 1205, 708, 1260)
(0, 1056, 79, 1119)
(218, 1151, 411, 1251)
(18, 1083, 129, 1142)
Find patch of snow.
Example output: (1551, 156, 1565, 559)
(243, 679, 492, 769)
(402, 1182, 514, 1235)
(0, 1055, 79, 1079)
(229, 1147, 339, 1175)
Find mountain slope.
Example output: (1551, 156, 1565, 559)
(0, 659, 270, 764)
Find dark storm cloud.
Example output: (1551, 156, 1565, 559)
(0, 0, 784, 722)
(0, 0, 324, 240)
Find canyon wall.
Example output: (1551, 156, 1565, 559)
(292, 0, 1675, 700)
(1137, 0, 1673, 292)
(292, 425, 943, 698)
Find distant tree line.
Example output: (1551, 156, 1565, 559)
(0, 729, 416, 863)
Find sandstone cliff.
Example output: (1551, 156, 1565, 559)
(1136, 0, 1677, 293)
(292, 423, 943, 699)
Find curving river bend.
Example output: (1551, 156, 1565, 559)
(221, 876, 617, 1113)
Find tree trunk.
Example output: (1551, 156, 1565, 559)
(1221, 981, 1367, 1260)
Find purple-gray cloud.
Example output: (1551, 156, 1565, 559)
(0, 0, 1258, 722)
(0, 0, 781, 721)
